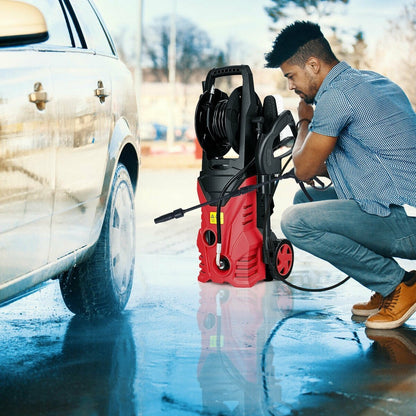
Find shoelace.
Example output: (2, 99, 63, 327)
(382, 286, 401, 312)
(369, 292, 382, 305)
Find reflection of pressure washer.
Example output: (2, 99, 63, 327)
(197, 281, 293, 414)
(155, 65, 350, 291)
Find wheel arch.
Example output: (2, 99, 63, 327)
(118, 142, 139, 193)
(107, 116, 140, 192)
(89, 117, 140, 245)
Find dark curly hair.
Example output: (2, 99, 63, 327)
(265, 21, 338, 68)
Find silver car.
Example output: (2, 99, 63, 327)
(0, 0, 140, 316)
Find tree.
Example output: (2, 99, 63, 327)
(375, 1, 416, 108)
(350, 31, 367, 70)
(264, 0, 371, 72)
(143, 18, 169, 81)
(264, 0, 353, 65)
(327, 26, 348, 61)
(265, 0, 350, 23)
(112, 28, 136, 70)
(143, 15, 227, 84)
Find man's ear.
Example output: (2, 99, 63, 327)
(306, 57, 320, 74)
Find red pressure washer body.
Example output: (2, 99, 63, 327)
(194, 65, 295, 288)
(155, 65, 346, 292)
(197, 175, 265, 287)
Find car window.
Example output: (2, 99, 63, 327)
(22, 0, 73, 47)
(68, 0, 115, 56)
(60, 1, 83, 48)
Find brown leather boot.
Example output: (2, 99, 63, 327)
(366, 278, 416, 329)
(351, 292, 383, 317)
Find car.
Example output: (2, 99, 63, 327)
(0, 0, 140, 317)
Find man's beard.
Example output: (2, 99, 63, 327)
(296, 73, 318, 104)
(295, 90, 315, 104)
(303, 95, 315, 104)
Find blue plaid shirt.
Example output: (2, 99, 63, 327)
(310, 61, 416, 216)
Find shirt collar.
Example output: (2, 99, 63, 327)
(314, 61, 351, 103)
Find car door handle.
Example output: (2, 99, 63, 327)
(28, 82, 48, 111)
(94, 80, 109, 103)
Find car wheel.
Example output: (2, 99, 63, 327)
(60, 163, 136, 317)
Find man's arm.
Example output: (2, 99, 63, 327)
(293, 100, 337, 181)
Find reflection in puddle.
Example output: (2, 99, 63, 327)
(197, 280, 293, 415)
(0, 315, 136, 415)
(196, 278, 416, 415)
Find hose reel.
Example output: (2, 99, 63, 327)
(195, 80, 262, 159)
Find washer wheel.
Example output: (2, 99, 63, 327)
(272, 239, 294, 280)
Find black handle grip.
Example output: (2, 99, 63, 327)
(154, 208, 185, 224)
(210, 65, 247, 77)
(204, 65, 252, 92)
(255, 110, 296, 175)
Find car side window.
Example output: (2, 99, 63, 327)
(22, 0, 73, 47)
(68, 0, 115, 56)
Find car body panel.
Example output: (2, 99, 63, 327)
(0, 51, 55, 284)
(50, 50, 113, 260)
(0, 0, 140, 307)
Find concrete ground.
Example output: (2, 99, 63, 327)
(137, 152, 416, 416)
(0, 149, 415, 415)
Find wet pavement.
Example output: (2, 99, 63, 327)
(1, 168, 416, 415)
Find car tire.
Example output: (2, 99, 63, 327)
(59, 163, 136, 317)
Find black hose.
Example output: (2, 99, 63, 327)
(215, 158, 255, 249)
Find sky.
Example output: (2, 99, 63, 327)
(94, 0, 411, 66)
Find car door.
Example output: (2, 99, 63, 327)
(0, 52, 54, 284)
(0, 0, 83, 285)
(48, 0, 114, 260)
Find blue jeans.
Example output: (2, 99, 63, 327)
(281, 186, 416, 296)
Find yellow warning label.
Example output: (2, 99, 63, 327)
(210, 212, 224, 224)
(209, 335, 224, 348)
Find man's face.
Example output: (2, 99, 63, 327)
(280, 61, 319, 104)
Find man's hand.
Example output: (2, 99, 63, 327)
(298, 99, 314, 121)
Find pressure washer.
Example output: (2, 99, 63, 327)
(155, 65, 350, 291)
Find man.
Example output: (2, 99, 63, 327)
(265, 20, 416, 329)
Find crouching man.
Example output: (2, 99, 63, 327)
(265, 21, 416, 329)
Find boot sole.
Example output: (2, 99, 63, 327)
(351, 307, 380, 317)
(365, 303, 416, 329)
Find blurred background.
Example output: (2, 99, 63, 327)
(94, 0, 416, 157)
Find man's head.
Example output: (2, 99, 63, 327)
(265, 21, 339, 103)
